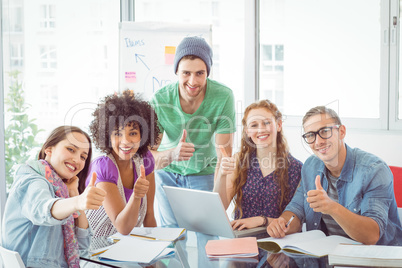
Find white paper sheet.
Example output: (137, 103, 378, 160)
(110, 227, 185, 242)
(100, 236, 172, 263)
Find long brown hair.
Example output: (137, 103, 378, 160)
(38, 126, 92, 194)
(233, 100, 290, 218)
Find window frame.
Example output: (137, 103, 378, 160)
(0, 0, 131, 225)
(244, 0, 258, 105)
(10, 43, 24, 68)
(39, 4, 55, 30)
(390, 0, 402, 129)
(0, 0, 6, 222)
(251, 0, 401, 131)
(39, 45, 57, 71)
(5, 5, 23, 33)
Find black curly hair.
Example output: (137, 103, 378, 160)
(90, 90, 160, 157)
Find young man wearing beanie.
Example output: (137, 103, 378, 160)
(150, 36, 236, 228)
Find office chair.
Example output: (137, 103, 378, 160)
(389, 166, 402, 224)
(390, 166, 402, 207)
(0, 246, 25, 268)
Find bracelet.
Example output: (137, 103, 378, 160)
(260, 216, 268, 227)
(73, 211, 81, 219)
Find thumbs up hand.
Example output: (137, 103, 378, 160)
(307, 175, 335, 214)
(218, 146, 236, 176)
(78, 172, 106, 210)
(133, 165, 149, 199)
(180, 129, 187, 143)
(172, 129, 195, 162)
(315, 175, 324, 190)
(88, 172, 97, 187)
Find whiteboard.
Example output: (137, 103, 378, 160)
(119, 22, 212, 100)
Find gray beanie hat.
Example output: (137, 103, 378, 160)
(173, 36, 213, 76)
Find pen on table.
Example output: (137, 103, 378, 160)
(130, 234, 156, 240)
(91, 249, 107, 257)
(285, 215, 295, 228)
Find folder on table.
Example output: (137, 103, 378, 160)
(205, 237, 259, 258)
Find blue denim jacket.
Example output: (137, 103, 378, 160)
(1, 161, 91, 268)
(285, 144, 402, 245)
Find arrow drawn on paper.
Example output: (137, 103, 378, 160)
(135, 54, 150, 70)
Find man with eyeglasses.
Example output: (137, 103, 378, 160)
(267, 106, 402, 245)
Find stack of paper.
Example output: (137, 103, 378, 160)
(329, 244, 402, 267)
(110, 227, 186, 242)
(99, 236, 174, 263)
(205, 237, 259, 258)
(91, 227, 185, 262)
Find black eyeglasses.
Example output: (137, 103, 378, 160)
(302, 125, 340, 144)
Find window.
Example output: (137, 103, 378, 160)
(40, 84, 58, 118)
(89, 45, 108, 71)
(260, 44, 284, 110)
(39, 45, 57, 70)
(258, 0, 401, 130)
(89, 4, 104, 31)
(39, 4, 55, 29)
(3, 5, 23, 32)
(10, 43, 23, 68)
(2, 0, 120, 196)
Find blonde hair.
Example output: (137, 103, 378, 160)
(302, 106, 342, 126)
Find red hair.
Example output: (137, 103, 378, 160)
(233, 100, 290, 218)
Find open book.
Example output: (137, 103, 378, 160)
(257, 230, 360, 257)
(329, 244, 402, 267)
(205, 237, 259, 258)
(109, 227, 186, 242)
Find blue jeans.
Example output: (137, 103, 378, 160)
(155, 170, 218, 267)
(155, 170, 214, 227)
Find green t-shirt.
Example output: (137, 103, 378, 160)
(150, 78, 236, 176)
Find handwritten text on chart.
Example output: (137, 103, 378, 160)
(125, 72, 136, 83)
(152, 77, 172, 92)
(124, 38, 145, 48)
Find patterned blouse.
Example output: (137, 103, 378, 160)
(234, 151, 302, 219)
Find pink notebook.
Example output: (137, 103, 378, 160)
(205, 237, 259, 258)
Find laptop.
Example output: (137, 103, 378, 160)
(163, 186, 267, 238)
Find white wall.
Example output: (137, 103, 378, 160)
(285, 126, 402, 167)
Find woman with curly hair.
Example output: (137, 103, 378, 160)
(214, 99, 302, 231)
(85, 90, 160, 239)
